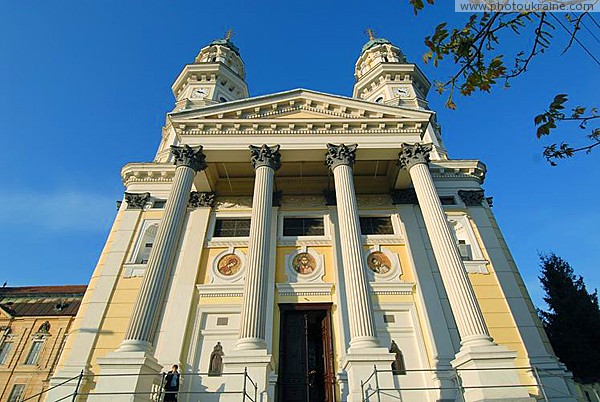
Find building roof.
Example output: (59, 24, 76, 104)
(0, 285, 86, 318)
(209, 38, 241, 56)
(361, 37, 393, 54)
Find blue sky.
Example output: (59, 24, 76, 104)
(1, 1, 598, 308)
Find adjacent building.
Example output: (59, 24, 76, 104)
(0, 285, 85, 401)
(46, 34, 580, 401)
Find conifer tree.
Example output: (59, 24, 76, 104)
(538, 253, 600, 383)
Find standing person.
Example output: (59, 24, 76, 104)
(163, 364, 180, 401)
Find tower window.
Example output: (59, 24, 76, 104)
(458, 240, 473, 261)
(219, 97, 228, 103)
(360, 217, 394, 235)
(214, 218, 251, 237)
(283, 217, 325, 237)
(375, 96, 384, 104)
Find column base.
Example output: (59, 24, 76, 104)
(93, 350, 164, 401)
(45, 364, 89, 402)
(452, 341, 535, 402)
(341, 347, 400, 402)
(222, 349, 273, 402)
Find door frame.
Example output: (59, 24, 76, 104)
(277, 303, 336, 402)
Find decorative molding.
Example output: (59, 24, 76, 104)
(249, 144, 281, 170)
(278, 239, 332, 247)
(116, 200, 122, 210)
(276, 282, 334, 297)
(391, 189, 418, 205)
(245, 104, 357, 119)
(486, 196, 494, 207)
(214, 196, 253, 210)
(362, 236, 404, 245)
(458, 190, 485, 206)
(356, 194, 393, 207)
(272, 190, 283, 207)
(280, 195, 326, 208)
(197, 283, 244, 298)
(205, 239, 250, 248)
(370, 282, 415, 296)
(325, 143, 357, 170)
(189, 191, 216, 208)
(398, 143, 433, 170)
(170, 144, 208, 172)
(124, 192, 151, 209)
(178, 127, 424, 136)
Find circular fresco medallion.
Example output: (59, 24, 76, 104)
(217, 254, 242, 276)
(292, 252, 316, 275)
(367, 251, 392, 274)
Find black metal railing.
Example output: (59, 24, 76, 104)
(21, 368, 257, 402)
(360, 365, 582, 402)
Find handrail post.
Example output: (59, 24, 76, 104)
(533, 367, 550, 402)
(373, 365, 381, 402)
(71, 370, 83, 402)
(243, 367, 248, 402)
(361, 380, 365, 402)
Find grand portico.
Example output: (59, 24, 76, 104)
(47, 34, 577, 402)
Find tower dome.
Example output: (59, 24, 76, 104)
(171, 30, 249, 110)
(352, 30, 429, 110)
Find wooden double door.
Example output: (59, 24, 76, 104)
(277, 304, 336, 402)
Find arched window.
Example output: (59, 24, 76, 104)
(449, 220, 473, 261)
(375, 96, 384, 104)
(219, 97, 228, 103)
(135, 224, 158, 264)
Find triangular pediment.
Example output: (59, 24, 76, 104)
(169, 88, 433, 123)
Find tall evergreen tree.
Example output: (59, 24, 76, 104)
(538, 253, 600, 383)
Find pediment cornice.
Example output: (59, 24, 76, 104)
(169, 88, 433, 122)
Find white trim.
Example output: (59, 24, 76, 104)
(204, 211, 252, 245)
(277, 210, 331, 243)
(196, 284, 244, 298)
(276, 282, 334, 297)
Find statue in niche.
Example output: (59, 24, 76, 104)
(208, 342, 224, 376)
(292, 252, 316, 275)
(390, 340, 406, 375)
(38, 321, 51, 334)
(367, 251, 391, 275)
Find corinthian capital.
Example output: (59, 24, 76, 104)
(170, 145, 208, 172)
(249, 144, 281, 170)
(398, 143, 433, 171)
(124, 192, 151, 209)
(325, 143, 358, 170)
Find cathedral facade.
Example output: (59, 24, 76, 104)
(47, 35, 578, 402)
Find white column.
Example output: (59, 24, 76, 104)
(119, 145, 208, 353)
(325, 143, 378, 350)
(399, 144, 490, 345)
(236, 144, 280, 351)
(154, 192, 214, 368)
(398, 143, 533, 402)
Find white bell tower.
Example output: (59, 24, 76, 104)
(171, 30, 249, 111)
(353, 30, 430, 110)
